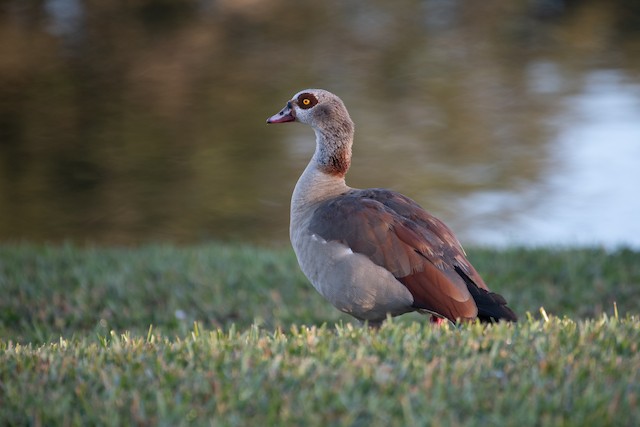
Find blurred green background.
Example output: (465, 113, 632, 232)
(1, 0, 639, 246)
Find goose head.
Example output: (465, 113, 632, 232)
(267, 88, 355, 177)
(266, 89, 353, 132)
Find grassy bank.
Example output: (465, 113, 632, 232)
(1, 243, 639, 425)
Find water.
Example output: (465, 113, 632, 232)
(1, 0, 639, 247)
(461, 70, 640, 247)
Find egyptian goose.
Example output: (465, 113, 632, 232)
(267, 89, 517, 326)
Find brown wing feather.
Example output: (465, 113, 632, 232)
(356, 189, 490, 291)
(309, 189, 484, 322)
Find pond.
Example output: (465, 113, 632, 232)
(1, 0, 639, 248)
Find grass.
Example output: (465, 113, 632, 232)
(1, 242, 639, 425)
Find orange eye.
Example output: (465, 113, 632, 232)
(297, 93, 317, 109)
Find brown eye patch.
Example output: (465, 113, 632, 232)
(297, 93, 318, 110)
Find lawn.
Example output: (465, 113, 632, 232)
(1, 243, 639, 425)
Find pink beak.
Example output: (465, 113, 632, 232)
(266, 101, 296, 124)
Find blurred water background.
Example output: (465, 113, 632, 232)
(1, 0, 639, 247)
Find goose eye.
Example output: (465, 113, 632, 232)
(297, 93, 318, 109)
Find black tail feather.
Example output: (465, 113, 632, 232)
(454, 266, 518, 323)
